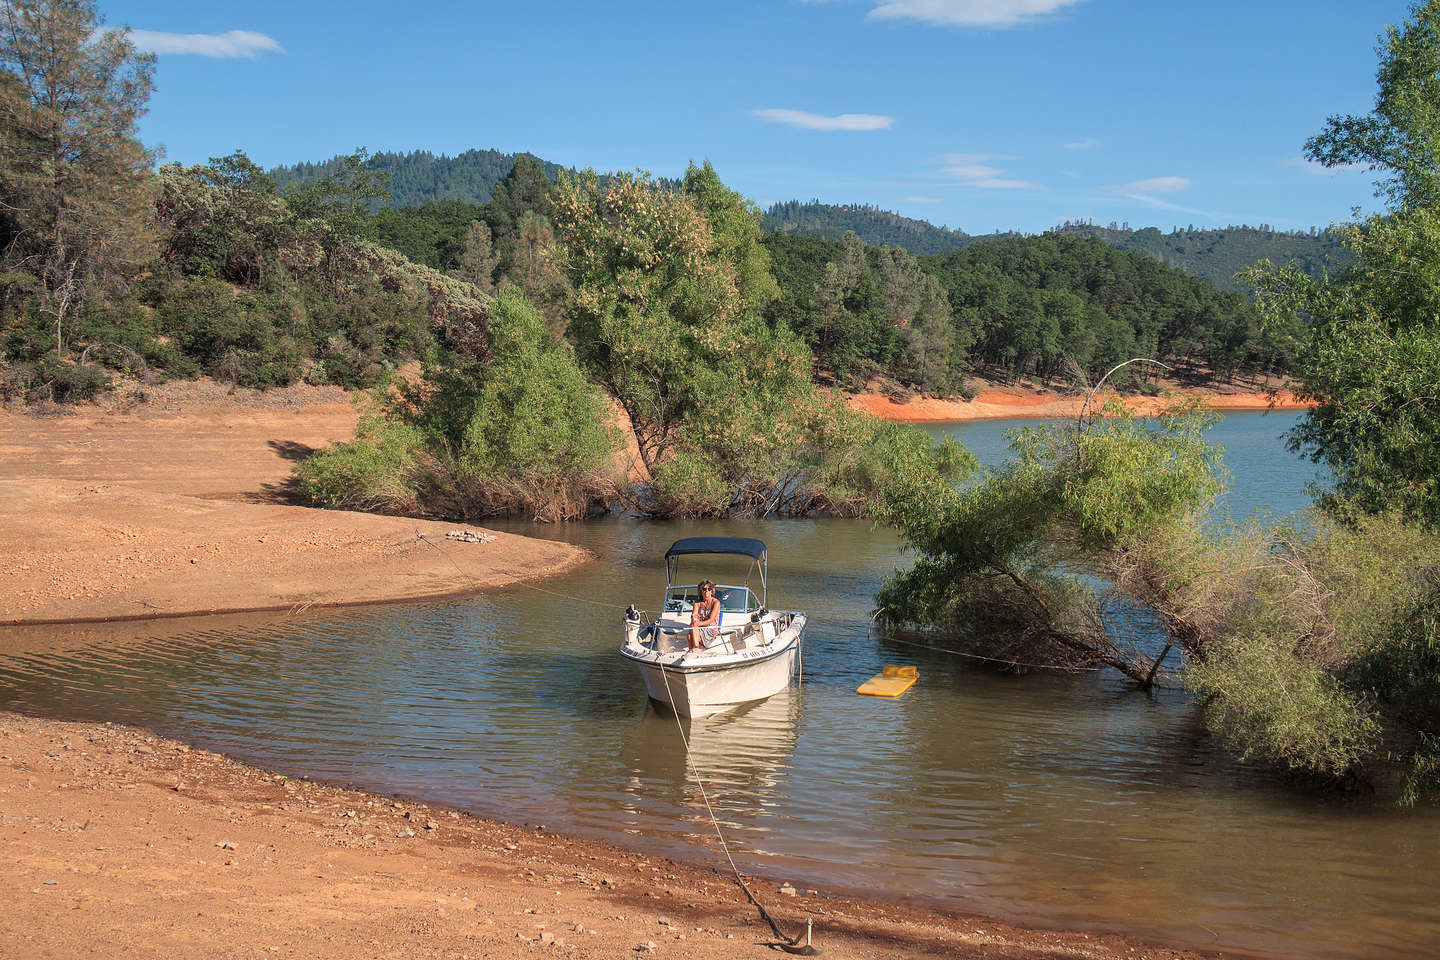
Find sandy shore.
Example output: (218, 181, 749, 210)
(0, 382, 586, 625)
(849, 384, 1308, 423)
(0, 711, 1212, 959)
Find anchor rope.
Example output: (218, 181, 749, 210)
(656, 662, 804, 948)
(416, 529, 810, 947)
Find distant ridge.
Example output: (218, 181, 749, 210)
(269, 148, 571, 207)
(761, 202, 1347, 290)
(761, 200, 993, 255)
(269, 149, 1349, 289)
(1050, 221, 1348, 291)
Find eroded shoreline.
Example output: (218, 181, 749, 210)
(849, 385, 1308, 422)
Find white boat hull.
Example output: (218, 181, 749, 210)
(620, 614, 805, 717)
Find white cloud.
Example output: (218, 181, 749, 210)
(1106, 176, 1215, 217)
(903, 195, 942, 203)
(1064, 137, 1099, 150)
(129, 29, 285, 59)
(753, 108, 894, 131)
(939, 153, 1043, 190)
(867, 0, 1086, 27)
(1283, 156, 1369, 176)
(1118, 176, 1189, 194)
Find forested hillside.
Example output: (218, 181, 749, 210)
(1052, 221, 1348, 290)
(763, 201, 1345, 289)
(270, 148, 570, 207)
(269, 151, 1347, 290)
(762, 200, 985, 254)
(760, 230, 1293, 393)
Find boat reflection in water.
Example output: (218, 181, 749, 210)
(617, 689, 801, 852)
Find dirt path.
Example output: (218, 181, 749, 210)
(0, 382, 585, 625)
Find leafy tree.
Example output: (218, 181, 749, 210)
(681, 160, 779, 311)
(296, 287, 621, 521)
(552, 168, 790, 473)
(0, 0, 156, 355)
(1306, 1, 1440, 210)
(552, 166, 964, 516)
(1246, 0, 1440, 526)
(875, 246, 956, 392)
(875, 401, 1226, 686)
(155, 153, 307, 286)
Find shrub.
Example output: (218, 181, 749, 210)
(296, 288, 621, 521)
(293, 413, 424, 513)
(1187, 626, 1381, 777)
(26, 356, 111, 403)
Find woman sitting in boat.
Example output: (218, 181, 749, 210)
(688, 580, 721, 651)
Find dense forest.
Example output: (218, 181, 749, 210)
(269, 148, 571, 208)
(271, 151, 1348, 292)
(1052, 221, 1348, 290)
(762, 200, 987, 254)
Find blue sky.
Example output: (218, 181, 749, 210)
(102, 0, 1406, 235)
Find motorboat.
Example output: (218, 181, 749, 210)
(620, 536, 807, 717)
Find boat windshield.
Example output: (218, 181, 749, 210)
(663, 584, 757, 614)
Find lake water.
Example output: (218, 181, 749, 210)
(2, 410, 1436, 959)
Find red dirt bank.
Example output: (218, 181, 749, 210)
(849, 384, 1307, 423)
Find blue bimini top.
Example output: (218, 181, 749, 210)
(663, 537, 767, 562)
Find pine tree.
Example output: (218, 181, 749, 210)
(0, 0, 156, 354)
(452, 220, 499, 294)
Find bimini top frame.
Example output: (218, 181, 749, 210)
(663, 537, 767, 607)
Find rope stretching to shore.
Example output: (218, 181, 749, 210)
(415, 529, 820, 951)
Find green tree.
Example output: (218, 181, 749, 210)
(0, 0, 156, 355)
(296, 287, 620, 522)
(155, 153, 305, 286)
(680, 160, 779, 311)
(552, 166, 964, 516)
(875, 246, 955, 392)
(875, 401, 1226, 686)
(1246, 0, 1440, 526)
(1306, 0, 1440, 210)
(451, 220, 498, 294)
(485, 154, 553, 273)
(502, 210, 571, 335)
(552, 168, 794, 473)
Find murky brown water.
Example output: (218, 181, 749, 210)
(2, 413, 1435, 958)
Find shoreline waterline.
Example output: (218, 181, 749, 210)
(0, 707, 1228, 960)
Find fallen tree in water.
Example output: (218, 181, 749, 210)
(873, 398, 1440, 801)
